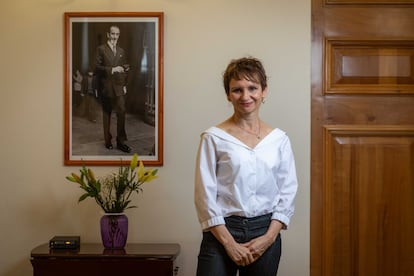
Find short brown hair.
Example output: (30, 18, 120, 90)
(223, 57, 267, 95)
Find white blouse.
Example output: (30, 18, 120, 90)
(194, 127, 298, 230)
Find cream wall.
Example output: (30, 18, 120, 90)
(0, 0, 310, 275)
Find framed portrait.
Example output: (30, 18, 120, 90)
(64, 12, 164, 166)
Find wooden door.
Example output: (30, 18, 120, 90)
(311, 1, 414, 275)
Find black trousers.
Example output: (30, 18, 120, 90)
(101, 95, 127, 146)
(196, 214, 281, 276)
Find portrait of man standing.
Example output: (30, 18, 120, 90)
(95, 25, 131, 153)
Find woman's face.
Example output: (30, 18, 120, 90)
(227, 77, 267, 115)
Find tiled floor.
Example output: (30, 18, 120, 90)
(71, 106, 156, 158)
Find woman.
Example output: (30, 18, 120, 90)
(194, 57, 298, 276)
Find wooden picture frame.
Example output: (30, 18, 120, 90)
(64, 12, 164, 166)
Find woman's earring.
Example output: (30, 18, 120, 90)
(262, 97, 266, 104)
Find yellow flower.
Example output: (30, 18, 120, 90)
(71, 173, 81, 183)
(141, 169, 158, 183)
(130, 153, 138, 171)
(137, 160, 145, 180)
(88, 169, 95, 181)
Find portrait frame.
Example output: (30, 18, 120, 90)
(64, 12, 164, 166)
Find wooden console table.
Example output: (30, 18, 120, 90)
(31, 243, 180, 276)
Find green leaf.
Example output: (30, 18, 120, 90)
(78, 193, 90, 202)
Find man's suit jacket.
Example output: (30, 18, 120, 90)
(95, 43, 128, 97)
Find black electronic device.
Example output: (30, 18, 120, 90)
(49, 236, 80, 249)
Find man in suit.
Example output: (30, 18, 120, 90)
(95, 25, 131, 153)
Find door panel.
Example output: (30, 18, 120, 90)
(311, 1, 414, 275)
(323, 126, 414, 275)
(325, 39, 414, 93)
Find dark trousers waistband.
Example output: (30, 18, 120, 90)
(224, 213, 272, 228)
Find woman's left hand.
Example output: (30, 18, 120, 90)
(243, 219, 284, 262)
(242, 235, 273, 261)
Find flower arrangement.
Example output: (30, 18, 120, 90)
(66, 154, 158, 213)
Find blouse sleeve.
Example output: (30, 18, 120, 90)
(272, 135, 298, 229)
(194, 133, 225, 230)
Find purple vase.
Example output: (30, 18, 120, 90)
(100, 214, 128, 249)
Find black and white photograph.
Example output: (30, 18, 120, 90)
(64, 12, 164, 166)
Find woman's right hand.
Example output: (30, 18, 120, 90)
(223, 239, 255, 266)
(209, 225, 255, 266)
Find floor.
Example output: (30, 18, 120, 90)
(71, 102, 156, 158)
